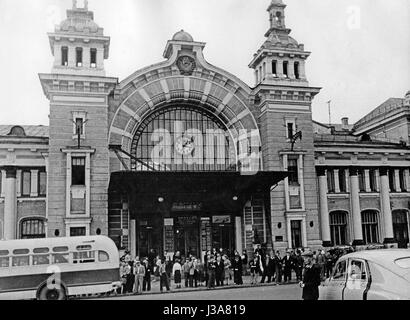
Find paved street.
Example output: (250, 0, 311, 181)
(92, 283, 301, 301)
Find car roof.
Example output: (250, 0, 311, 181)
(339, 249, 410, 277)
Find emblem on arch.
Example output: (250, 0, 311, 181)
(176, 55, 196, 75)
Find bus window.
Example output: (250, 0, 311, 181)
(77, 245, 92, 251)
(13, 249, 29, 255)
(98, 251, 109, 262)
(0, 257, 9, 268)
(33, 255, 50, 266)
(12, 256, 30, 267)
(0, 250, 9, 256)
(33, 248, 49, 254)
(52, 253, 69, 264)
(73, 251, 95, 264)
(53, 246, 69, 253)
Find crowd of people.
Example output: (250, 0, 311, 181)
(116, 245, 349, 295)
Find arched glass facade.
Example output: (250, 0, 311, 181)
(131, 106, 237, 171)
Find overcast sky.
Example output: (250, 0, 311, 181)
(0, 0, 409, 126)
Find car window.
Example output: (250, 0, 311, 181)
(332, 260, 347, 280)
(348, 260, 367, 280)
(395, 258, 410, 269)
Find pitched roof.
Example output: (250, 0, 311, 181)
(0, 125, 49, 138)
(354, 98, 405, 129)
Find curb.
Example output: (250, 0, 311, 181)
(75, 281, 300, 300)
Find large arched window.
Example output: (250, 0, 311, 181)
(330, 211, 348, 246)
(20, 218, 46, 239)
(130, 106, 236, 172)
(361, 210, 379, 244)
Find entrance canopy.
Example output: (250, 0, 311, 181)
(109, 171, 288, 213)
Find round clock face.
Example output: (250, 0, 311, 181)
(177, 56, 196, 75)
(175, 136, 195, 155)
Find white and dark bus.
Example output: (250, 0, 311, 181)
(0, 236, 121, 300)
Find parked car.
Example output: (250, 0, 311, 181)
(320, 249, 410, 300)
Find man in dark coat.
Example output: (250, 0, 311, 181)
(282, 251, 294, 283)
(300, 251, 321, 300)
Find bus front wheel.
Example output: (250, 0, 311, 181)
(38, 285, 67, 300)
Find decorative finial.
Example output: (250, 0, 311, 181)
(73, 0, 88, 10)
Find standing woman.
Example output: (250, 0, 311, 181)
(172, 259, 182, 289)
(223, 255, 232, 286)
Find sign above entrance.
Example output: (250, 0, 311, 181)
(212, 216, 231, 224)
(171, 202, 203, 212)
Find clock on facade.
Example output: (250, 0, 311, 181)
(175, 136, 195, 155)
(176, 55, 196, 75)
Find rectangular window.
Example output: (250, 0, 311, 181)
(38, 171, 47, 196)
(338, 169, 347, 193)
(61, 47, 68, 66)
(287, 158, 299, 185)
(75, 118, 84, 135)
(76, 47, 83, 67)
(272, 60, 277, 76)
(0, 171, 2, 195)
(399, 169, 406, 192)
(72, 157, 86, 186)
(21, 171, 31, 196)
(287, 122, 294, 139)
(389, 169, 396, 192)
(358, 169, 366, 192)
(294, 62, 300, 79)
(73, 251, 95, 264)
(70, 227, 86, 237)
(90, 48, 97, 68)
(327, 169, 335, 193)
(369, 169, 377, 192)
(283, 61, 289, 77)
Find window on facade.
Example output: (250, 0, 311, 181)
(362, 210, 379, 244)
(272, 60, 277, 76)
(262, 62, 266, 78)
(38, 171, 47, 196)
(399, 169, 406, 192)
(287, 158, 299, 185)
(130, 106, 234, 172)
(330, 211, 348, 246)
(287, 122, 294, 139)
(369, 169, 377, 192)
(72, 157, 86, 186)
(90, 48, 97, 68)
(338, 169, 347, 193)
(21, 171, 31, 196)
(20, 218, 46, 239)
(294, 62, 300, 79)
(327, 169, 335, 193)
(76, 47, 83, 67)
(0, 172, 2, 195)
(283, 61, 289, 77)
(61, 47, 68, 66)
(255, 70, 259, 83)
(75, 118, 84, 136)
(389, 169, 396, 192)
(358, 169, 366, 192)
(70, 227, 86, 237)
(291, 220, 302, 248)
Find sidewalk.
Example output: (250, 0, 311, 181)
(79, 276, 300, 299)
